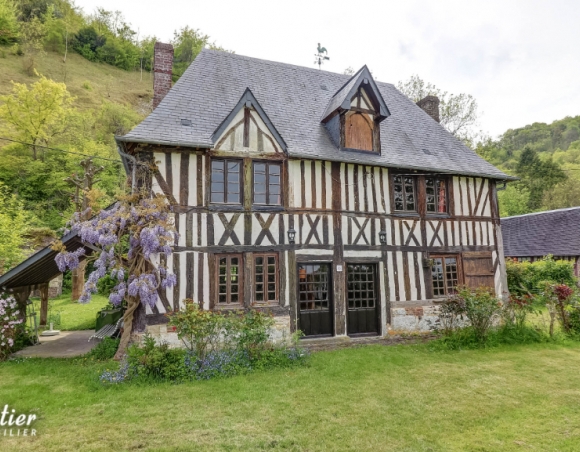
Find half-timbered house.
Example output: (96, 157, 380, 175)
(115, 44, 513, 339)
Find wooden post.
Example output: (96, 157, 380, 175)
(39, 283, 49, 326)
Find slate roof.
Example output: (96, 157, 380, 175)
(501, 207, 580, 257)
(118, 50, 512, 180)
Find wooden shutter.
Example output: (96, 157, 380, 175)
(345, 113, 373, 151)
(462, 251, 495, 289)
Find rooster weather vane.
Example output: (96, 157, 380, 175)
(314, 43, 329, 69)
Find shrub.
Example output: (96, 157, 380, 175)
(168, 300, 228, 359)
(232, 309, 275, 357)
(500, 294, 536, 330)
(449, 286, 501, 342)
(0, 294, 24, 361)
(126, 334, 187, 382)
(506, 256, 576, 297)
(86, 337, 119, 361)
(542, 283, 577, 336)
(102, 309, 308, 384)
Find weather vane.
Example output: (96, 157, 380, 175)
(314, 43, 329, 69)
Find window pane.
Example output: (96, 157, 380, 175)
(254, 254, 277, 303)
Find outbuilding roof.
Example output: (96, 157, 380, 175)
(118, 49, 511, 180)
(501, 207, 580, 257)
(0, 231, 85, 289)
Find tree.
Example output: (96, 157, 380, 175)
(172, 26, 227, 80)
(498, 184, 530, 217)
(0, 182, 30, 274)
(0, 0, 20, 45)
(397, 75, 480, 145)
(515, 146, 566, 210)
(0, 75, 75, 160)
(54, 193, 178, 358)
(542, 179, 580, 211)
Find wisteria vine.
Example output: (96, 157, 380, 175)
(54, 195, 178, 309)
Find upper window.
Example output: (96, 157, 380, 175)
(253, 162, 281, 205)
(431, 255, 460, 297)
(426, 177, 447, 214)
(344, 112, 374, 151)
(211, 159, 241, 204)
(393, 175, 416, 212)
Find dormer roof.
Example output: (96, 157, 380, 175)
(211, 88, 287, 152)
(321, 65, 390, 123)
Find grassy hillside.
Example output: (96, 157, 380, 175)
(0, 50, 153, 110)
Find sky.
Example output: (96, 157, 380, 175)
(75, 0, 580, 138)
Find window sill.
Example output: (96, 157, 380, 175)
(208, 204, 244, 212)
(252, 205, 284, 212)
(426, 213, 450, 219)
(391, 212, 420, 218)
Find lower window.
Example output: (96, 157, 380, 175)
(254, 254, 278, 304)
(431, 255, 461, 297)
(216, 254, 243, 306)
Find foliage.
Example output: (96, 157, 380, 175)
(86, 337, 119, 361)
(126, 334, 187, 382)
(0, 294, 23, 360)
(168, 301, 228, 359)
(0, 0, 20, 45)
(447, 286, 501, 342)
(168, 301, 275, 359)
(500, 294, 536, 329)
(506, 256, 576, 296)
(0, 74, 75, 159)
(476, 116, 580, 217)
(542, 283, 575, 336)
(514, 146, 566, 210)
(497, 184, 530, 217)
(232, 308, 275, 357)
(397, 75, 480, 145)
(103, 308, 307, 384)
(0, 182, 30, 274)
(171, 26, 227, 80)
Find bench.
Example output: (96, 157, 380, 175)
(88, 318, 123, 342)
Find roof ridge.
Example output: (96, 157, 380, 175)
(502, 206, 580, 220)
(201, 49, 396, 87)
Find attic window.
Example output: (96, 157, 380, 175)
(181, 119, 191, 126)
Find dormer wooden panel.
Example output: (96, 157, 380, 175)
(214, 107, 281, 154)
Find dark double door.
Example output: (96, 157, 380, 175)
(298, 263, 379, 337)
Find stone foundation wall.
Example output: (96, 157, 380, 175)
(389, 305, 442, 332)
(140, 315, 292, 348)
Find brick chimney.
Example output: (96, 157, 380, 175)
(416, 95, 440, 123)
(153, 42, 174, 109)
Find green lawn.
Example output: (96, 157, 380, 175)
(1, 342, 580, 451)
(31, 293, 110, 331)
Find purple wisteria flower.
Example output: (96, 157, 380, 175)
(54, 196, 178, 307)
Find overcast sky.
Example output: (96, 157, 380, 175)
(75, 0, 580, 138)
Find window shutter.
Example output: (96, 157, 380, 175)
(462, 251, 495, 290)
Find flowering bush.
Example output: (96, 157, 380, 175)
(0, 294, 24, 361)
(100, 310, 308, 384)
(447, 286, 502, 342)
(54, 194, 178, 357)
(543, 283, 576, 336)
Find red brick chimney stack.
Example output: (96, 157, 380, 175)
(416, 95, 440, 123)
(153, 42, 174, 109)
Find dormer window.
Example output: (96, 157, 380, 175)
(321, 66, 390, 155)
